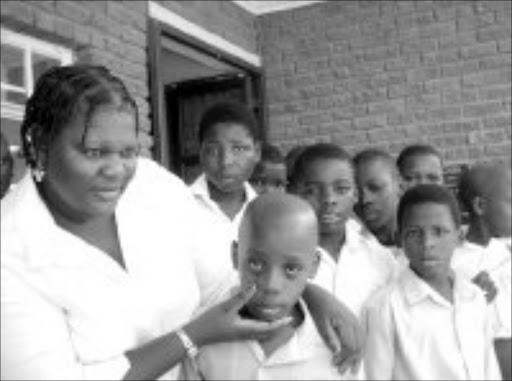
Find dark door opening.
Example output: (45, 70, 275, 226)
(148, 20, 265, 181)
(166, 72, 262, 183)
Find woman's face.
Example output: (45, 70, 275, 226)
(40, 106, 139, 220)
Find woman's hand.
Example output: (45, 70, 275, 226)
(184, 285, 292, 347)
(303, 284, 364, 375)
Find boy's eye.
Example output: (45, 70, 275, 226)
(405, 228, 421, 238)
(248, 259, 264, 273)
(334, 185, 351, 194)
(232, 145, 249, 153)
(285, 264, 302, 278)
(84, 148, 103, 159)
(433, 226, 450, 236)
(120, 147, 140, 159)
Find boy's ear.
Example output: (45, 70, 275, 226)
(456, 227, 465, 245)
(471, 196, 485, 217)
(309, 249, 321, 279)
(254, 141, 262, 162)
(231, 241, 239, 270)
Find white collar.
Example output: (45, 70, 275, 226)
(226, 287, 319, 365)
(190, 173, 257, 204)
(400, 267, 478, 307)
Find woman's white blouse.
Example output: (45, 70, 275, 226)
(1, 158, 211, 380)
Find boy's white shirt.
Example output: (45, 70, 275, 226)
(190, 173, 258, 244)
(189, 174, 258, 288)
(363, 267, 501, 380)
(180, 286, 350, 381)
(451, 238, 512, 338)
(312, 218, 398, 317)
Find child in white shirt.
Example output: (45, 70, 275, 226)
(452, 162, 511, 379)
(289, 143, 396, 318)
(364, 184, 501, 380)
(181, 193, 352, 380)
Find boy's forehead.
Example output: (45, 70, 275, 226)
(403, 202, 454, 225)
(404, 153, 442, 169)
(204, 122, 252, 140)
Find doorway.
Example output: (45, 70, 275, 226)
(148, 19, 265, 182)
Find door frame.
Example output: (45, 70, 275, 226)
(148, 18, 266, 170)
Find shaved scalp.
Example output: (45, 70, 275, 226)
(458, 162, 512, 212)
(239, 193, 319, 251)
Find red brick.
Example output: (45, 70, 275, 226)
(463, 101, 504, 118)
(34, 11, 55, 33)
(55, 1, 91, 24)
(461, 42, 497, 59)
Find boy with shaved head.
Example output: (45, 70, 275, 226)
(181, 193, 351, 380)
(452, 162, 512, 380)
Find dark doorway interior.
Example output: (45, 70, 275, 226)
(148, 20, 264, 182)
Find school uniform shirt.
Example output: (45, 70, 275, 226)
(312, 218, 397, 318)
(451, 238, 511, 339)
(0, 158, 224, 380)
(180, 290, 350, 381)
(363, 267, 501, 380)
(189, 174, 258, 283)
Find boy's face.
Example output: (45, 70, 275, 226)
(356, 160, 399, 232)
(401, 202, 462, 282)
(200, 123, 260, 193)
(482, 173, 512, 238)
(235, 220, 318, 322)
(295, 159, 356, 236)
(400, 154, 443, 191)
(249, 162, 287, 194)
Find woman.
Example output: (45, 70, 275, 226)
(1, 65, 361, 380)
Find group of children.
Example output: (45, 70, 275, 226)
(179, 101, 510, 380)
(2, 96, 509, 380)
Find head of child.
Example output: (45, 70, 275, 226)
(232, 193, 319, 322)
(20, 65, 139, 219)
(354, 149, 400, 242)
(289, 143, 356, 241)
(198, 101, 261, 195)
(249, 144, 287, 194)
(458, 162, 512, 241)
(1, 131, 14, 199)
(398, 184, 463, 283)
(397, 144, 444, 191)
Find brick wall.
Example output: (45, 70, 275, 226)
(258, 0, 512, 166)
(157, 0, 257, 55)
(1, 0, 153, 153)
(0, 1, 257, 156)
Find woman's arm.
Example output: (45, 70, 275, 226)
(123, 286, 291, 380)
(302, 283, 364, 374)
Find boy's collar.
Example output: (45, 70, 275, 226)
(402, 267, 477, 306)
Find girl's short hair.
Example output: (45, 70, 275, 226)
(20, 65, 138, 169)
(289, 143, 353, 188)
(198, 101, 260, 144)
(396, 144, 442, 176)
(397, 184, 461, 231)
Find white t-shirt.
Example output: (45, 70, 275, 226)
(0, 158, 220, 380)
(363, 268, 501, 380)
(312, 219, 397, 318)
(189, 174, 258, 284)
(451, 238, 511, 338)
(180, 289, 348, 381)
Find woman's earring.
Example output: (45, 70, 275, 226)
(33, 166, 45, 183)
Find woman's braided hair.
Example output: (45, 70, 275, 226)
(20, 65, 139, 169)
